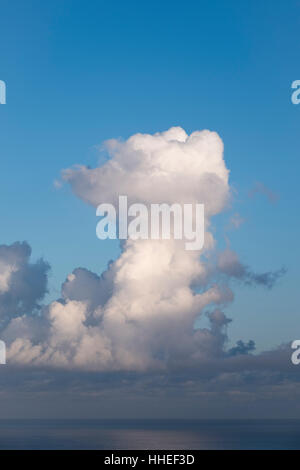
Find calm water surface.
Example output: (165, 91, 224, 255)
(0, 419, 299, 449)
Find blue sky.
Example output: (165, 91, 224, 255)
(0, 0, 299, 353)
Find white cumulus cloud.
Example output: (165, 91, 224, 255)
(1, 128, 284, 372)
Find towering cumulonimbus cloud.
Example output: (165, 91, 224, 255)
(2, 127, 283, 371)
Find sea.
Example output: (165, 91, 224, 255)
(0, 419, 299, 450)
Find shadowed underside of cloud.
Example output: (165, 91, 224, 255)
(0, 128, 287, 395)
(0, 242, 49, 326)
